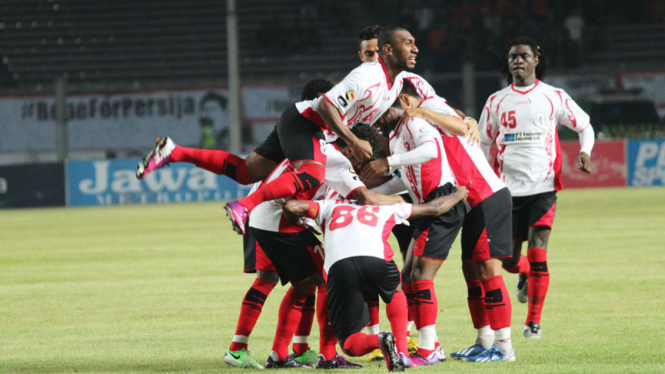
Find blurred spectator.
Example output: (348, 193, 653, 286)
(647, 0, 665, 22)
(564, 8, 584, 67)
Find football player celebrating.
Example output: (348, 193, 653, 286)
(282, 187, 469, 372)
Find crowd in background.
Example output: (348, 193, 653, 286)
(259, 0, 665, 73)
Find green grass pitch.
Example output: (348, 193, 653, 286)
(1, 187, 664, 373)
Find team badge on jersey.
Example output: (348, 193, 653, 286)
(348, 167, 359, 180)
(346, 91, 356, 102)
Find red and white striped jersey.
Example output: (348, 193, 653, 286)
(312, 200, 413, 272)
(389, 116, 455, 203)
(295, 57, 436, 142)
(249, 145, 365, 233)
(420, 97, 506, 207)
(479, 80, 593, 196)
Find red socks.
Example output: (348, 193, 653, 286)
(342, 332, 379, 357)
(366, 291, 380, 332)
(411, 280, 437, 328)
(170, 146, 255, 184)
(527, 247, 549, 325)
(481, 275, 512, 330)
(466, 279, 489, 329)
(386, 290, 408, 355)
(272, 287, 307, 360)
(316, 284, 338, 361)
(238, 162, 325, 211)
(292, 286, 316, 355)
(504, 254, 530, 275)
(230, 278, 275, 351)
(412, 280, 437, 356)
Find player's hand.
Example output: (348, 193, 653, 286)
(464, 117, 480, 146)
(401, 107, 425, 120)
(576, 152, 592, 173)
(455, 186, 469, 202)
(351, 138, 374, 162)
(361, 159, 389, 182)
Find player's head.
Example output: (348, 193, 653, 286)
(373, 106, 402, 138)
(378, 26, 418, 71)
(358, 25, 381, 62)
(335, 123, 382, 169)
(301, 78, 334, 100)
(398, 79, 422, 110)
(505, 36, 545, 85)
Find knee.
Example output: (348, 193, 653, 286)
(528, 227, 551, 249)
(257, 270, 279, 286)
(476, 259, 502, 279)
(501, 256, 518, 269)
(292, 279, 314, 295)
(461, 260, 476, 280)
(410, 260, 439, 281)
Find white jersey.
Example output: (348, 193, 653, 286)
(479, 80, 593, 196)
(295, 57, 436, 142)
(312, 199, 413, 273)
(420, 97, 506, 207)
(388, 116, 455, 203)
(249, 145, 365, 233)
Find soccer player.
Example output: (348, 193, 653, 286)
(356, 24, 402, 363)
(361, 80, 468, 366)
(282, 187, 469, 372)
(479, 37, 594, 338)
(224, 26, 433, 235)
(393, 82, 516, 361)
(245, 124, 403, 369)
(358, 25, 380, 63)
(221, 79, 333, 369)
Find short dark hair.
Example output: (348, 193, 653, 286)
(358, 25, 381, 49)
(335, 123, 382, 160)
(378, 26, 406, 54)
(400, 79, 419, 98)
(301, 78, 334, 101)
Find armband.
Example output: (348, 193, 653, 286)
(305, 201, 319, 219)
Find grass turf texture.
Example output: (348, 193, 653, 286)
(1, 187, 664, 374)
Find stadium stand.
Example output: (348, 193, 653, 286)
(0, 0, 663, 90)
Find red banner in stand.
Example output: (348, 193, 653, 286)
(559, 140, 626, 188)
(488, 140, 627, 189)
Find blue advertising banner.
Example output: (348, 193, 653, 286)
(627, 140, 665, 187)
(66, 158, 252, 206)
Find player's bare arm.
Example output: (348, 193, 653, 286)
(409, 186, 468, 219)
(351, 187, 405, 206)
(282, 200, 310, 223)
(576, 152, 592, 173)
(316, 99, 373, 162)
(401, 107, 468, 137)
